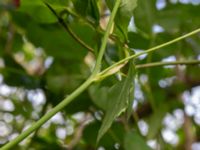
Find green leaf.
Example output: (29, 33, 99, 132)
(45, 58, 86, 95)
(106, 0, 137, 40)
(12, 12, 97, 60)
(73, 0, 100, 25)
(64, 91, 93, 114)
(19, 0, 57, 23)
(89, 85, 109, 111)
(124, 131, 152, 150)
(83, 121, 125, 149)
(134, 0, 156, 34)
(128, 31, 150, 49)
(1, 54, 40, 89)
(89, 0, 100, 24)
(97, 62, 135, 142)
(156, 3, 200, 32)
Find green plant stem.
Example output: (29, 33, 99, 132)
(2, 2, 200, 148)
(4, 26, 198, 149)
(136, 59, 200, 113)
(136, 60, 200, 69)
(98, 28, 200, 77)
(1, 1, 121, 149)
(92, 0, 121, 74)
(1, 77, 93, 150)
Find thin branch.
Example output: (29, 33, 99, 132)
(97, 28, 200, 78)
(92, 0, 121, 74)
(59, 4, 124, 48)
(136, 60, 200, 69)
(45, 1, 130, 57)
(1, 1, 121, 149)
(44, 2, 94, 53)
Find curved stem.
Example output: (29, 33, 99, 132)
(44, 2, 94, 53)
(136, 60, 200, 69)
(99, 28, 200, 76)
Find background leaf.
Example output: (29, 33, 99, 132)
(124, 131, 152, 150)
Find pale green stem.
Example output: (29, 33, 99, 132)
(1, 0, 122, 149)
(92, 0, 121, 74)
(1, 3, 200, 150)
(136, 60, 200, 69)
(99, 28, 200, 76)
(1, 78, 93, 150)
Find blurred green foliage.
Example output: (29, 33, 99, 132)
(0, 0, 200, 149)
